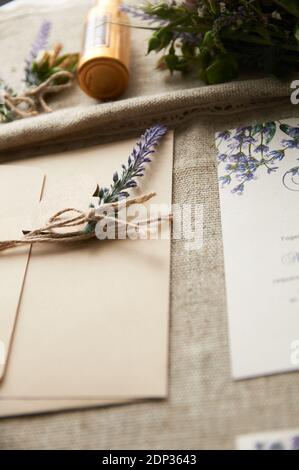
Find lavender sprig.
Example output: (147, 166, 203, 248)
(85, 124, 167, 234)
(27, 20, 51, 66)
(24, 21, 52, 86)
(120, 3, 167, 25)
(98, 124, 168, 204)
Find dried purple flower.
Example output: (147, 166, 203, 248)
(120, 3, 167, 25)
(26, 21, 52, 67)
(24, 21, 52, 85)
(85, 124, 168, 234)
(99, 124, 168, 204)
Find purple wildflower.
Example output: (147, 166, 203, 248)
(242, 136, 256, 144)
(217, 153, 227, 162)
(234, 132, 247, 143)
(85, 124, 167, 234)
(26, 21, 51, 67)
(282, 139, 299, 149)
(245, 172, 255, 181)
(216, 130, 231, 141)
(120, 4, 167, 25)
(254, 144, 269, 153)
(219, 175, 231, 186)
(235, 126, 251, 134)
(173, 31, 202, 45)
(24, 21, 51, 85)
(266, 150, 285, 161)
(231, 183, 244, 195)
(227, 141, 240, 151)
(217, 120, 299, 196)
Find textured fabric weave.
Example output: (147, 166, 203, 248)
(0, 0, 298, 450)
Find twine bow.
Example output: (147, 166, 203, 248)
(0, 193, 172, 252)
(3, 70, 74, 118)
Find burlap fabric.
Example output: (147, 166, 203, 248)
(0, 0, 298, 450)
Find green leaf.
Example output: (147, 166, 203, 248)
(144, 4, 175, 20)
(205, 53, 239, 85)
(53, 55, 67, 66)
(264, 122, 277, 144)
(274, 0, 299, 18)
(164, 53, 179, 72)
(199, 47, 211, 68)
(158, 30, 174, 49)
(280, 123, 299, 139)
(280, 124, 292, 136)
(202, 30, 215, 49)
(252, 124, 263, 136)
(148, 34, 162, 53)
(198, 68, 208, 83)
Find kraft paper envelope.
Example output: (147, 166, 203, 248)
(0, 166, 44, 381)
(0, 167, 120, 416)
(0, 133, 173, 414)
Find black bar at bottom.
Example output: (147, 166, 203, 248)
(0, 450, 298, 467)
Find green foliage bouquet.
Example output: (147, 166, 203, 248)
(122, 1, 299, 84)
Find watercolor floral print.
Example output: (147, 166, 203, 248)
(215, 121, 299, 195)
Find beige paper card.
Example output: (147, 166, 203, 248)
(0, 133, 173, 407)
(0, 166, 44, 381)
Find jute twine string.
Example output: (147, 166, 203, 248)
(0, 193, 172, 252)
(4, 70, 74, 118)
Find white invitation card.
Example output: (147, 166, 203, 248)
(216, 118, 299, 379)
